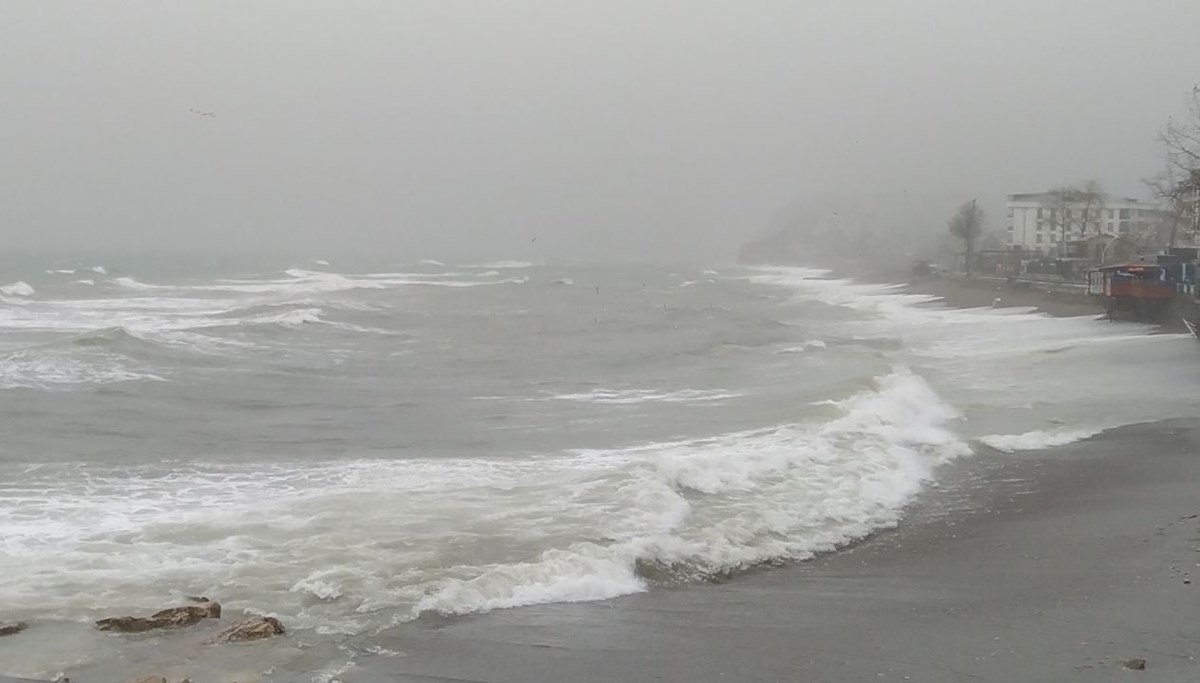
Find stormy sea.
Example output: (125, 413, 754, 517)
(0, 255, 1195, 681)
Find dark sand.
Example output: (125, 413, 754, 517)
(350, 420, 1200, 682)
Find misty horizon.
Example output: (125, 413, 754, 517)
(4, 1, 1199, 263)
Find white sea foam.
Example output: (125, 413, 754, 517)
(546, 388, 743, 404)
(73, 279, 96, 286)
(776, 339, 827, 354)
(979, 427, 1104, 453)
(247, 307, 324, 327)
(0, 350, 165, 389)
(111, 276, 156, 290)
(420, 259, 447, 267)
(91, 266, 107, 275)
(45, 269, 76, 275)
(0, 281, 35, 297)
(315, 259, 331, 266)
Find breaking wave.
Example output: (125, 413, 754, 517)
(0, 368, 968, 630)
(410, 369, 968, 619)
(543, 388, 743, 404)
(979, 427, 1105, 453)
(1, 281, 35, 297)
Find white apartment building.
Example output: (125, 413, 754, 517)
(1006, 192, 1165, 253)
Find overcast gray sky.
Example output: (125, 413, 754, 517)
(3, 0, 1198, 263)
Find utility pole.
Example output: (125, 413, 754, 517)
(966, 198, 977, 276)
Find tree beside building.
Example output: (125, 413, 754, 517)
(948, 200, 985, 274)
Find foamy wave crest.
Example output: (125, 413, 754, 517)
(91, 265, 107, 275)
(776, 339, 827, 354)
(979, 427, 1104, 453)
(545, 388, 743, 404)
(420, 259, 447, 267)
(246, 307, 324, 328)
(0, 281, 35, 297)
(111, 276, 156, 290)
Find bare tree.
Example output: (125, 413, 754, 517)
(1161, 87, 1200, 177)
(1155, 89, 1200, 244)
(948, 199, 985, 275)
(1143, 161, 1193, 248)
(1041, 181, 1106, 254)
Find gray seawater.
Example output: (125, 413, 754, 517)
(1, 256, 1197, 681)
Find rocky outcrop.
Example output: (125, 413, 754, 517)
(95, 597, 221, 633)
(0, 621, 27, 637)
(214, 616, 285, 643)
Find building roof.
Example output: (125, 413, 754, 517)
(1095, 262, 1166, 271)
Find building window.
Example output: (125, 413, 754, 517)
(1037, 208, 1044, 219)
(1107, 209, 1114, 219)
(1119, 209, 1130, 219)
(1036, 234, 1043, 243)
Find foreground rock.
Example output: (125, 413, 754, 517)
(0, 621, 28, 637)
(215, 616, 285, 643)
(1124, 658, 1147, 671)
(95, 597, 221, 633)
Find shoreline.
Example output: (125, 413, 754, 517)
(823, 260, 1107, 319)
(905, 274, 1106, 318)
(353, 419, 1200, 682)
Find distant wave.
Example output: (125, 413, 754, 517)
(464, 260, 540, 269)
(247, 307, 324, 328)
(543, 388, 743, 405)
(420, 259, 447, 267)
(111, 276, 157, 290)
(979, 427, 1104, 453)
(775, 340, 828, 354)
(0, 281, 35, 297)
